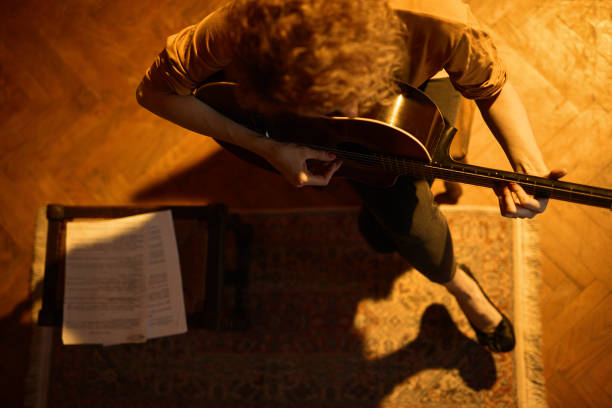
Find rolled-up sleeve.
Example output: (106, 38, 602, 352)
(395, 4, 508, 100)
(141, 5, 233, 95)
(444, 26, 507, 99)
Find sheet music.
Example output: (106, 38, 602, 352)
(62, 210, 186, 345)
(144, 211, 187, 339)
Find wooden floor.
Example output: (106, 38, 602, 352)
(1, 0, 610, 406)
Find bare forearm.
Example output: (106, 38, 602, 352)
(135, 80, 275, 157)
(476, 81, 549, 175)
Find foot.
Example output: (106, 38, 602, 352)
(444, 264, 515, 352)
(443, 265, 502, 333)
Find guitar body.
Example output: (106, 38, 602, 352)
(194, 81, 451, 187)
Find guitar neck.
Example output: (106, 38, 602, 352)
(334, 148, 612, 209)
(427, 161, 612, 209)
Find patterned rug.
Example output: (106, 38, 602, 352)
(27, 206, 546, 408)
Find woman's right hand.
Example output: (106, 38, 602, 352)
(259, 139, 343, 187)
(136, 82, 343, 187)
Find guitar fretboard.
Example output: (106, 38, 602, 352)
(325, 146, 612, 209)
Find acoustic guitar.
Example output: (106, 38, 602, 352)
(195, 81, 612, 210)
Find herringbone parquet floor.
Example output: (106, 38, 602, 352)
(1, 0, 610, 406)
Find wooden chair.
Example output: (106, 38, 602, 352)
(435, 97, 476, 204)
(37, 204, 252, 331)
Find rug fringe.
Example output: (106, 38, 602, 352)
(514, 218, 548, 408)
(441, 205, 548, 407)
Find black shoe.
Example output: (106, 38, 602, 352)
(459, 264, 516, 353)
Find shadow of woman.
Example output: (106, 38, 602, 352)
(365, 303, 497, 393)
(201, 293, 497, 406)
(198, 222, 500, 406)
(254, 298, 496, 404)
(226, 209, 500, 405)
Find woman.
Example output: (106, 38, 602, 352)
(137, 0, 566, 352)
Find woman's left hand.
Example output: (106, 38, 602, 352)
(495, 168, 568, 219)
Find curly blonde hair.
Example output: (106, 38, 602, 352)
(225, 0, 405, 115)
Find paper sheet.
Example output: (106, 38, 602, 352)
(62, 210, 187, 345)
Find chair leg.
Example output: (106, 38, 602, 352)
(435, 98, 475, 205)
(225, 215, 252, 330)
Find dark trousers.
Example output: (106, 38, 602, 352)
(351, 77, 462, 284)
